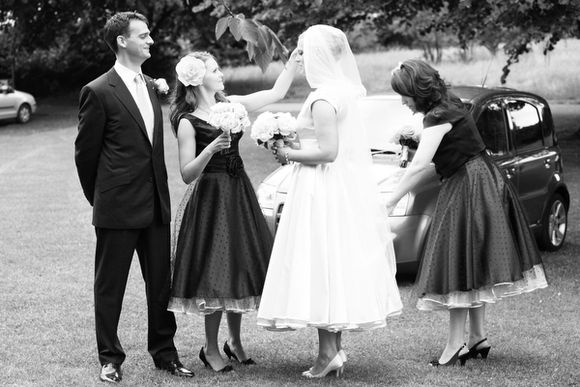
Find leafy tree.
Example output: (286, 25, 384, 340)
(184, 0, 386, 71)
(2, 0, 579, 94)
(373, 0, 580, 83)
(0, 0, 187, 94)
(187, 0, 580, 83)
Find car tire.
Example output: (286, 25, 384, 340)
(17, 103, 31, 123)
(537, 193, 568, 251)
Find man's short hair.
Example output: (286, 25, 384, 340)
(103, 11, 148, 53)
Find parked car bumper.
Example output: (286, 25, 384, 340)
(389, 214, 432, 272)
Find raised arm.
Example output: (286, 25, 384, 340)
(75, 86, 106, 206)
(276, 99, 338, 165)
(228, 49, 300, 113)
(177, 118, 231, 184)
(385, 123, 451, 211)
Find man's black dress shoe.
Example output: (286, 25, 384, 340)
(100, 363, 122, 383)
(155, 359, 195, 377)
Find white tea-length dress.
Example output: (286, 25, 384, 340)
(257, 87, 403, 332)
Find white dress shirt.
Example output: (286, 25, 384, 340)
(114, 61, 155, 143)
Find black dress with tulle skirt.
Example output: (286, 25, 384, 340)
(168, 115, 273, 314)
(415, 105, 548, 311)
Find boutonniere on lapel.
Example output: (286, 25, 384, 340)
(152, 78, 170, 95)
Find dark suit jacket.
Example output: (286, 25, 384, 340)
(75, 68, 170, 228)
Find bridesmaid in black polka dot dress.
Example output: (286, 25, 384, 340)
(386, 59, 548, 367)
(166, 51, 299, 372)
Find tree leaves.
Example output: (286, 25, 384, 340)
(211, 12, 289, 72)
(215, 15, 231, 39)
(190, 0, 214, 13)
(378, 0, 580, 83)
(228, 15, 243, 40)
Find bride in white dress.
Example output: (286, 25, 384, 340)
(257, 25, 403, 378)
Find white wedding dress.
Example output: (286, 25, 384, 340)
(257, 86, 403, 332)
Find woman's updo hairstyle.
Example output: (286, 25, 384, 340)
(390, 59, 453, 114)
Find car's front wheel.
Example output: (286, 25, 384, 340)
(17, 103, 31, 123)
(537, 193, 568, 251)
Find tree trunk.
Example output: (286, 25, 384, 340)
(9, 23, 16, 88)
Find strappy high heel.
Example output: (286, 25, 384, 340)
(430, 344, 467, 367)
(467, 338, 491, 359)
(302, 354, 344, 378)
(223, 341, 256, 365)
(199, 347, 233, 373)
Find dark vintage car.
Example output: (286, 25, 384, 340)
(257, 86, 570, 273)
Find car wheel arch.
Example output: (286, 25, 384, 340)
(537, 189, 569, 251)
(16, 103, 32, 123)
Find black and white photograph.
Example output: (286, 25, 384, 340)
(0, 0, 578, 385)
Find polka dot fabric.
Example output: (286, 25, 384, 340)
(168, 116, 273, 315)
(415, 153, 547, 311)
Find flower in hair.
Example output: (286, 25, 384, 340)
(175, 55, 206, 87)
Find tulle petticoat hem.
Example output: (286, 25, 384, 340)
(257, 311, 401, 333)
(168, 296, 260, 315)
(417, 264, 548, 311)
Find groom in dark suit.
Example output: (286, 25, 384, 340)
(74, 11, 193, 383)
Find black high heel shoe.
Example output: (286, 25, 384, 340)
(223, 341, 256, 365)
(199, 347, 233, 373)
(429, 344, 467, 367)
(467, 338, 491, 359)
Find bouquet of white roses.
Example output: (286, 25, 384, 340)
(391, 124, 422, 168)
(250, 111, 299, 148)
(208, 102, 251, 134)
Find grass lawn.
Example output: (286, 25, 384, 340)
(0, 96, 579, 387)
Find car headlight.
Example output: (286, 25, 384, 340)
(380, 192, 410, 217)
(257, 183, 277, 212)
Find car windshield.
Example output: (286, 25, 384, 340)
(358, 96, 424, 151)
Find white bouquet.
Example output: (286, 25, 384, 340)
(391, 124, 422, 168)
(208, 102, 251, 134)
(250, 111, 299, 148)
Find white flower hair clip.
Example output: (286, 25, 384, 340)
(175, 55, 206, 87)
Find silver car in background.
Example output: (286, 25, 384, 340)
(257, 88, 569, 274)
(0, 84, 37, 123)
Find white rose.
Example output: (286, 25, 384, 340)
(275, 112, 297, 136)
(251, 112, 277, 142)
(175, 55, 206, 87)
(231, 103, 247, 117)
(219, 112, 240, 132)
(240, 115, 251, 130)
(153, 78, 169, 94)
(211, 102, 232, 114)
(230, 103, 250, 133)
